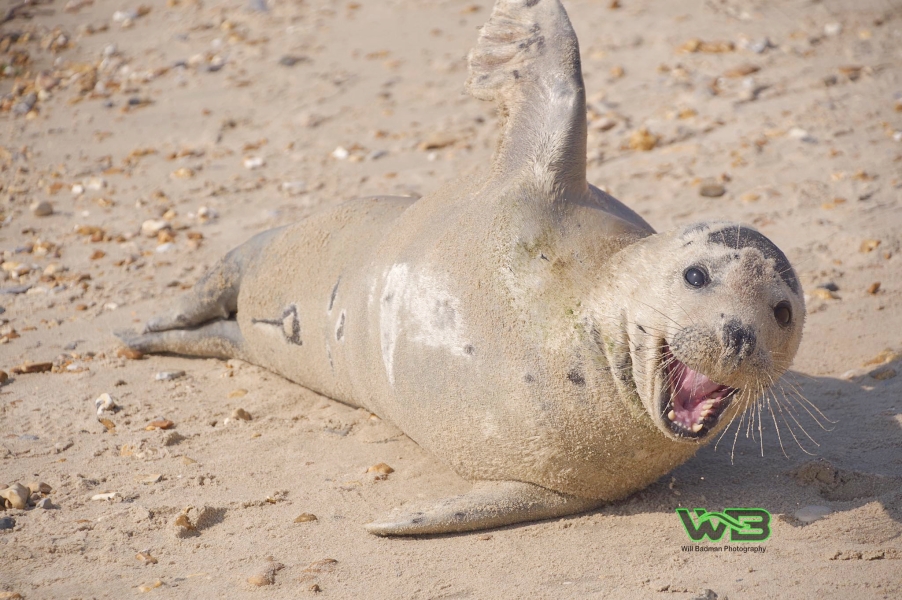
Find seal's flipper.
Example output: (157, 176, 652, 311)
(467, 0, 587, 197)
(117, 319, 245, 360)
(144, 228, 282, 333)
(364, 480, 599, 536)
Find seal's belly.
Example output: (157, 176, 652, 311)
(236, 196, 414, 407)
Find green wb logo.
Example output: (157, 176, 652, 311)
(676, 508, 771, 542)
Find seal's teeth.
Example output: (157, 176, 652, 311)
(691, 423, 704, 433)
(667, 410, 676, 421)
(700, 408, 713, 418)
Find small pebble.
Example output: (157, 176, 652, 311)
(91, 492, 119, 501)
(137, 581, 162, 593)
(748, 37, 771, 54)
(0, 516, 15, 530)
(146, 419, 175, 430)
(30, 201, 54, 217)
(823, 22, 842, 36)
(811, 288, 839, 301)
(228, 388, 248, 398)
(331, 146, 350, 160)
(171, 167, 194, 179)
(294, 513, 318, 523)
(140, 474, 163, 484)
(95, 392, 118, 415)
(86, 177, 106, 191)
(232, 407, 252, 421)
(155, 370, 185, 381)
(117, 347, 143, 360)
(248, 561, 284, 586)
(860, 239, 881, 253)
(243, 156, 265, 170)
(136, 551, 158, 565)
(278, 55, 307, 67)
(27, 482, 52, 495)
(723, 63, 760, 78)
(0, 371, 8, 385)
(112, 9, 138, 22)
(197, 206, 218, 221)
(795, 505, 832, 523)
(12, 93, 37, 115)
(280, 181, 307, 195)
(141, 220, 170, 237)
(174, 514, 196, 530)
(788, 127, 817, 143)
(367, 462, 394, 475)
(699, 182, 726, 198)
(628, 127, 658, 151)
(11, 362, 53, 374)
(35, 497, 53, 509)
(817, 282, 839, 292)
(0, 484, 29, 509)
(867, 282, 881, 294)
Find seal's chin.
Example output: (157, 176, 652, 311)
(660, 346, 737, 439)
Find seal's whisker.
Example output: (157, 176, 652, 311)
(745, 395, 756, 440)
(630, 300, 685, 331)
(756, 394, 765, 457)
(764, 392, 791, 458)
(763, 371, 821, 453)
(776, 380, 835, 431)
(772, 390, 817, 455)
(713, 406, 739, 451)
(780, 378, 836, 427)
(730, 408, 747, 465)
(770, 378, 826, 445)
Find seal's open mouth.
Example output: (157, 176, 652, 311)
(661, 346, 737, 438)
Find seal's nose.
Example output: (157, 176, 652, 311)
(722, 319, 756, 361)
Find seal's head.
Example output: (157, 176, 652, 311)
(603, 222, 805, 443)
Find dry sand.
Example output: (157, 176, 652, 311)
(2, 0, 902, 597)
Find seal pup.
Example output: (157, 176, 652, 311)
(119, 0, 805, 535)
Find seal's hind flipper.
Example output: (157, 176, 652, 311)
(364, 481, 599, 536)
(117, 319, 246, 360)
(467, 0, 587, 196)
(144, 228, 282, 333)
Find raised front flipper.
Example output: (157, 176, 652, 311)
(467, 0, 588, 198)
(365, 480, 600, 536)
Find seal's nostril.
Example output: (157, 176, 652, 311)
(723, 319, 756, 358)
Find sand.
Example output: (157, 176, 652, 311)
(1, 0, 901, 597)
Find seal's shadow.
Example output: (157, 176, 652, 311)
(614, 361, 902, 527)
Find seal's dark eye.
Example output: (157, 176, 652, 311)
(684, 267, 708, 288)
(774, 301, 792, 326)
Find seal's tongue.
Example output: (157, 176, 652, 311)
(665, 350, 734, 432)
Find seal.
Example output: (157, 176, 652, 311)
(119, 0, 805, 535)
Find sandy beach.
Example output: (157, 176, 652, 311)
(1, 0, 901, 597)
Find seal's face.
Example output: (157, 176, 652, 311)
(617, 223, 805, 443)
